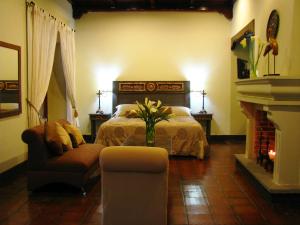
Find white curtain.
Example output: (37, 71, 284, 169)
(59, 25, 79, 126)
(27, 5, 58, 127)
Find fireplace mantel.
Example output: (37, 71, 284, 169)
(235, 76, 300, 106)
(235, 76, 300, 194)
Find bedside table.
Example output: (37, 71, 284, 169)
(192, 113, 213, 140)
(89, 113, 111, 142)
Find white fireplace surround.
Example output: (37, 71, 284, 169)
(235, 76, 300, 193)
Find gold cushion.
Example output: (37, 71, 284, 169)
(125, 110, 139, 118)
(63, 123, 86, 145)
(161, 106, 172, 114)
(46, 122, 73, 152)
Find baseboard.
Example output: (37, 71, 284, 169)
(210, 135, 246, 143)
(0, 160, 27, 183)
(84, 134, 246, 144)
(0, 152, 27, 174)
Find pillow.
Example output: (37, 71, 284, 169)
(46, 122, 73, 153)
(171, 106, 191, 116)
(69, 133, 79, 148)
(161, 106, 172, 114)
(46, 140, 64, 156)
(63, 123, 86, 145)
(125, 110, 139, 118)
(115, 104, 139, 117)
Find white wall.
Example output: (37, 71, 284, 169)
(0, 0, 73, 173)
(232, 0, 297, 76)
(76, 12, 232, 135)
(229, 0, 299, 135)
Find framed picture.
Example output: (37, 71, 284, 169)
(237, 58, 249, 79)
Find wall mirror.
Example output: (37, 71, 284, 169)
(0, 41, 21, 118)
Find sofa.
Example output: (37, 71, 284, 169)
(21, 119, 104, 194)
(100, 146, 169, 225)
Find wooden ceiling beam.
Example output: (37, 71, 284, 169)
(68, 0, 235, 19)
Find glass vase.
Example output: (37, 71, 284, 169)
(146, 122, 155, 147)
(250, 67, 258, 78)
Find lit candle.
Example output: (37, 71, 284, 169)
(268, 150, 276, 161)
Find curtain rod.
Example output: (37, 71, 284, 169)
(26, 1, 75, 32)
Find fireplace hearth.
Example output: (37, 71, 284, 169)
(235, 76, 300, 196)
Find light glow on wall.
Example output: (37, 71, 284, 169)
(94, 64, 122, 91)
(94, 64, 122, 113)
(181, 63, 209, 91)
(181, 63, 210, 113)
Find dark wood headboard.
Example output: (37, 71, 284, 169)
(112, 81, 190, 112)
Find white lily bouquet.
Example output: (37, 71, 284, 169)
(240, 35, 265, 78)
(134, 98, 173, 146)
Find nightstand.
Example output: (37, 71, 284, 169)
(89, 113, 111, 142)
(192, 113, 213, 140)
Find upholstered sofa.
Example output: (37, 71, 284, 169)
(22, 119, 104, 194)
(100, 146, 169, 225)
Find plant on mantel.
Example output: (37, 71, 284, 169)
(240, 34, 265, 78)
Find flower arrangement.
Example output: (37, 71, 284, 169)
(134, 98, 173, 146)
(240, 35, 265, 78)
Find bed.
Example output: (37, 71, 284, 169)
(95, 81, 209, 159)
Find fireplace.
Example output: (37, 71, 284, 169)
(254, 110, 275, 171)
(235, 76, 300, 194)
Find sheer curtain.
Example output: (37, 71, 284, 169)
(59, 25, 79, 126)
(27, 5, 58, 127)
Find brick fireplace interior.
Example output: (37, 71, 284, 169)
(254, 110, 275, 172)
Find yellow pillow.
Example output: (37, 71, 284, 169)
(63, 123, 86, 145)
(161, 106, 172, 114)
(46, 122, 73, 152)
(125, 110, 139, 118)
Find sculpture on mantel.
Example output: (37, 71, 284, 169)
(263, 9, 280, 76)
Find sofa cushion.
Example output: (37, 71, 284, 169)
(63, 123, 86, 145)
(46, 141, 64, 156)
(46, 122, 73, 152)
(44, 144, 104, 173)
(68, 133, 79, 148)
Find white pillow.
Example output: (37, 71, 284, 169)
(171, 106, 191, 116)
(115, 104, 139, 117)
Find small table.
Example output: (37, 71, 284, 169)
(192, 113, 213, 140)
(123, 135, 172, 154)
(89, 113, 111, 142)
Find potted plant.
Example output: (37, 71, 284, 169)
(134, 98, 173, 146)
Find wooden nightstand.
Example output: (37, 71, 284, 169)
(89, 113, 111, 142)
(192, 113, 213, 140)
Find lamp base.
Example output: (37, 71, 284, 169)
(96, 109, 104, 114)
(199, 109, 207, 114)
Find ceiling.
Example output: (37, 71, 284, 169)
(68, 0, 236, 19)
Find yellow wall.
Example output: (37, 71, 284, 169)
(48, 45, 67, 121)
(0, 0, 73, 173)
(229, 0, 298, 135)
(289, 0, 300, 75)
(76, 12, 232, 135)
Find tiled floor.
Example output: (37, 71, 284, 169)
(0, 141, 299, 225)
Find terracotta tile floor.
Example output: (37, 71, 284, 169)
(0, 141, 299, 225)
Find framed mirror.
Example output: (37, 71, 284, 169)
(0, 41, 21, 118)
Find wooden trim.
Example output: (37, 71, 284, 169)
(118, 81, 186, 93)
(231, 19, 255, 50)
(0, 41, 22, 118)
(210, 135, 246, 143)
(113, 81, 190, 112)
